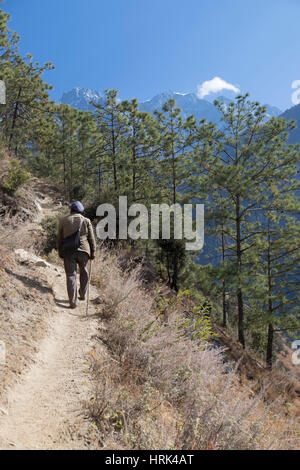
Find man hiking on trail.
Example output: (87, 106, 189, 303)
(57, 201, 96, 309)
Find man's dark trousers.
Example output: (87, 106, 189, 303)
(63, 251, 89, 305)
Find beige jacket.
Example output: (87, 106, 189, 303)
(57, 213, 96, 257)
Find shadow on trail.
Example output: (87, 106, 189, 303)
(53, 297, 70, 309)
(53, 293, 101, 320)
(5, 268, 52, 295)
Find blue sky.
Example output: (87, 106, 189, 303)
(2, 0, 300, 110)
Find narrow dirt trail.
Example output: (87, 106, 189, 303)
(0, 262, 99, 449)
(0, 263, 102, 450)
(0, 183, 104, 450)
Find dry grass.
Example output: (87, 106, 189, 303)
(86, 247, 299, 450)
(0, 245, 54, 398)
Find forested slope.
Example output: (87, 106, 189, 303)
(0, 7, 299, 401)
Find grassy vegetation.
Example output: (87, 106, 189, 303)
(86, 247, 299, 450)
(3, 160, 30, 195)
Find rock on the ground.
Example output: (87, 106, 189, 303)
(34, 200, 42, 213)
(0, 407, 8, 416)
(14, 249, 52, 269)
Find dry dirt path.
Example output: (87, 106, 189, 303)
(0, 260, 102, 450)
(0, 182, 104, 450)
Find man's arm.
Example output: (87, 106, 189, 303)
(87, 219, 96, 259)
(57, 219, 64, 258)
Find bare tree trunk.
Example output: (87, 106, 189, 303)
(98, 164, 101, 198)
(266, 323, 274, 370)
(221, 226, 227, 328)
(111, 115, 118, 191)
(9, 86, 22, 152)
(236, 196, 245, 348)
(266, 227, 274, 369)
(132, 142, 136, 202)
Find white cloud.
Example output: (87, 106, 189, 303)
(197, 77, 240, 99)
(291, 80, 300, 105)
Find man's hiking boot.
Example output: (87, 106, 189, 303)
(78, 291, 85, 301)
(70, 302, 77, 309)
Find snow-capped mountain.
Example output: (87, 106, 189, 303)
(60, 88, 282, 123)
(139, 91, 222, 122)
(60, 88, 105, 111)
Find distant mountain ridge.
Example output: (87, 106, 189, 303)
(60, 88, 105, 111)
(139, 91, 223, 123)
(280, 103, 300, 143)
(60, 87, 282, 124)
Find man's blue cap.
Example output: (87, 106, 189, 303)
(69, 201, 84, 213)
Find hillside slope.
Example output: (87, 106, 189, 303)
(0, 252, 102, 450)
(0, 173, 299, 450)
(0, 179, 104, 449)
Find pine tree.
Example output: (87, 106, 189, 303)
(51, 104, 82, 199)
(0, 53, 54, 154)
(27, 108, 59, 177)
(0, 8, 19, 61)
(154, 98, 192, 205)
(92, 89, 127, 194)
(119, 98, 160, 205)
(192, 94, 300, 348)
(77, 110, 98, 196)
(251, 188, 300, 368)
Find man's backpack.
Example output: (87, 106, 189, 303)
(61, 218, 84, 257)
